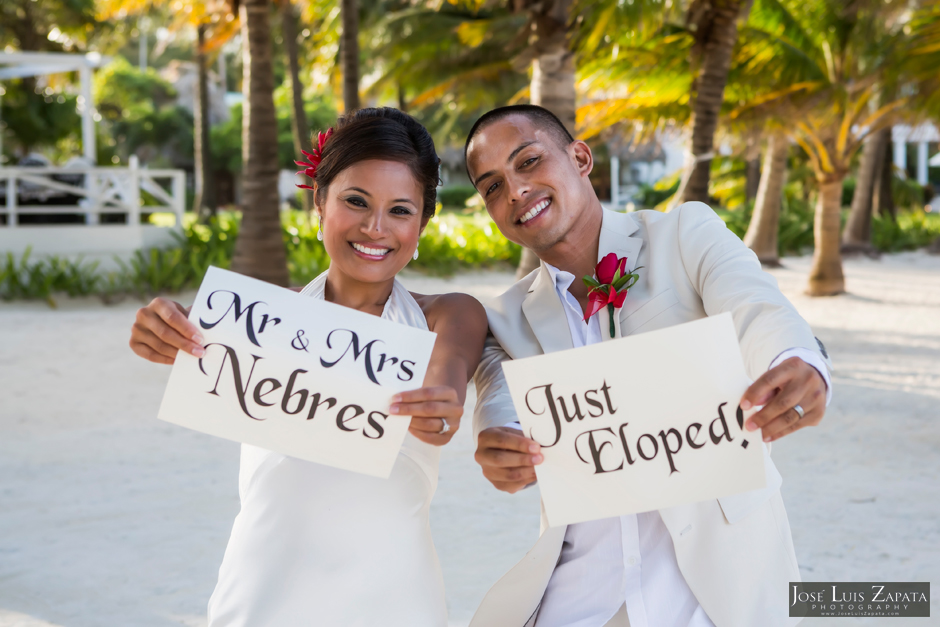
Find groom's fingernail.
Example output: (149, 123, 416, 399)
(763, 435, 773, 442)
(532, 455, 543, 464)
(192, 333, 204, 344)
(528, 443, 540, 453)
(740, 399, 752, 411)
(389, 404, 400, 414)
(192, 347, 206, 358)
(746, 420, 757, 431)
(391, 394, 402, 403)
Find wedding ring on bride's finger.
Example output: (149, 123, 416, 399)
(438, 419, 451, 435)
(792, 404, 805, 420)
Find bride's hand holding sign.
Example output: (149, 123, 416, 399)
(129, 293, 475, 447)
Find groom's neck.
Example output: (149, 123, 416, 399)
(538, 201, 603, 305)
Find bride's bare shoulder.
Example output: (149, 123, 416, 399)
(411, 292, 487, 333)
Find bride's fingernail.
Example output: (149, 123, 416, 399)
(192, 333, 205, 344)
(528, 443, 540, 453)
(391, 394, 402, 403)
(192, 347, 205, 357)
(746, 420, 757, 431)
(740, 399, 752, 411)
(389, 404, 400, 414)
(532, 455, 543, 464)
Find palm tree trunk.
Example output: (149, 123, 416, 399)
(518, 0, 574, 278)
(842, 127, 889, 253)
(806, 177, 846, 296)
(193, 23, 217, 220)
(398, 82, 407, 112)
(745, 156, 760, 203)
(873, 131, 895, 219)
(281, 0, 312, 214)
(232, 0, 290, 286)
(743, 133, 787, 266)
(341, 0, 360, 112)
(674, 0, 750, 206)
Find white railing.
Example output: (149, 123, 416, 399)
(0, 160, 185, 228)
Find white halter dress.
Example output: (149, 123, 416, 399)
(207, 272, 446, 627)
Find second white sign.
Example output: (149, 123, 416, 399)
(501, 313, 766, 527)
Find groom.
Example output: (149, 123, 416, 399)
(461, 105, 830, 627)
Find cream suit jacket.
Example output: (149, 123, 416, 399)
(471, 202, 826, 627)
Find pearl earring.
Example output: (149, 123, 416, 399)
(413, 248, 419, 261)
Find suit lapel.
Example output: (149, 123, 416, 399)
(597, 211, 644, 337)
(598, 209, 643, 276)
(522, 264, 574, 354)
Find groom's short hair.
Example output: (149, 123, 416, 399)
(464, 105, 575, 164)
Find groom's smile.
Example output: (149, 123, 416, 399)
(516, 196, 552, 226)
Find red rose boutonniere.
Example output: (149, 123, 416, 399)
(295, 128, 334, 190)
(582, 252, 641, 338)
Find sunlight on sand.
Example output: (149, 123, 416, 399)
(1, 253, 938, 625)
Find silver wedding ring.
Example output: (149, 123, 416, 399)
(793, 404, 805, 420)
(438, 420, 451, 435)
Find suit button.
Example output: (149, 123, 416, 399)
(628, 556, 637, 565)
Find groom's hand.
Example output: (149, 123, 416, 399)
(740, 357, 827, 442)
(475, 427, 543, 493)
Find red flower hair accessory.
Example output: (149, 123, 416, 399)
(295, 128, 334, 190)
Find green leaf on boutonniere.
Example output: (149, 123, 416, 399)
(582, 275, 602, 289)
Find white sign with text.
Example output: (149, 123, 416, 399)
(501, 313, 766, 527)
(158, 266, 437, 478)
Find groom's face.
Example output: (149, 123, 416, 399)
(466, 115, 593, 254)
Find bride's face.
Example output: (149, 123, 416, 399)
(317, 159, 426, 284)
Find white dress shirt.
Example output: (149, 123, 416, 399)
(528, 262, 831, 627)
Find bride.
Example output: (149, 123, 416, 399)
(129, 107, 489, 626)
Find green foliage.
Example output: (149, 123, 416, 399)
(872, 211, 940, 252)
(719, 199, 940, 257)
(119, 247, 192, 295)
(893, 176, 927, 210)
(282, 211, 331, 285)
(0, 0, 99, 52)
(366, 2, 528, 147)
(776, 193, 817, 255)
(0, 209, 519, 304)
(717, 187, 817, 257)
(211, 93, 338, 175)
(0, 247, 102, 306)
(94, 56, 178, 111)
(842, 177, 856, 208)
(413, 211, 521, 275)
(637, 177, 680, 209)
(93, 57, 194, 166)
(210, 104, 243, 175)
(438, 185, 479, 209)
(0, 81, 81, 157)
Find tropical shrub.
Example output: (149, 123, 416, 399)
(872, 210, 940, 252)
(437, 186, 479, 209)
(0, 209, 520, 304)
(0, 248, 103, 306)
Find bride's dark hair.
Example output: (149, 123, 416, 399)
(313, 107, 441, 221)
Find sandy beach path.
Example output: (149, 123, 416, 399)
(0, 253, 937, 626)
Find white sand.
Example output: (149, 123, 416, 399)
(0, 255, 938, 626)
